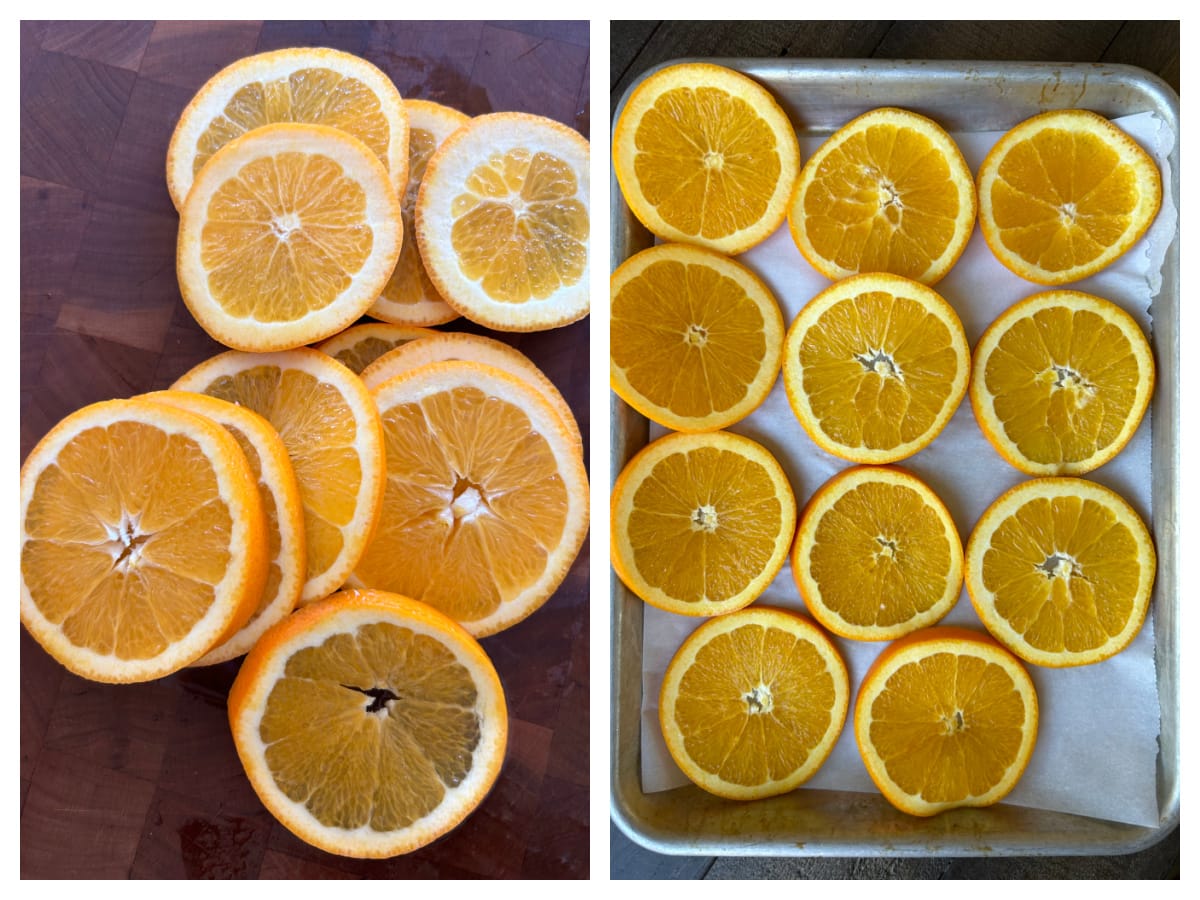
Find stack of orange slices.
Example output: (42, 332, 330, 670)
(22, 44, 592, 861)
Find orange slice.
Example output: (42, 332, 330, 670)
(349, 361, 589, 637)
(315, 322, 438, 375)
(172, 348, 386, 604)
(229, 589, 507, 858)
(358, 331, 583, 451)
(177, 123, 402, 352)
(140, 390, 305, 666)
(166, 47, 408, 211)
(610, 243, 784, 432)
(416, 112, 590, 331)
(792, 465, 963, 641)
(369, 99, 470, 327)
(855, 626, 1039, 816)
(613, 62, 800, 255)
(977, 109, 1162, 285)
(970, 290, 1154, 476)
(611, 430, 797, 617)
(20, 398, 268, 682)
(781, 272, 969, 463)
(965, 477, 1155, 668)
(659, 607, 849, 800)
(788, 107, 976, 285)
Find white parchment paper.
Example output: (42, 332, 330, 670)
(638, 111, 1178, 828)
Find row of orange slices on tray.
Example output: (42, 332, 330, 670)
(21, 46, 591, 859)
(610, 62, 1161, 816)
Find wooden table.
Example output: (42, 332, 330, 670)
(610, 19, 1179, 880)
(21, 19, 590, 879)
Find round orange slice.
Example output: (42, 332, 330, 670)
(977, 109, 1162, 285)
(855, 626, 1039, 816)
(416, 112, 590, 331)
(140, 390, 306, 666)
(20, 397, 268, 682)
(349, 361, 590, 637)
(177, 122, 403, 352)
(228, 589, 507, 858)
(611, 430, 797, 617)
(172, 348, 386, 605)
(659, 606, 849, 800)
(781, 272, 970, 463)
(792, 465, 963, 641)
(613, 62, 800, 255)
(369, 99, 470, 327)
(965, 477, 1155, 668)
(788, 107, 976, 285)
(358, 331, 583, 451)
(610, 243, 784, 432)
(970, 290, 1154, 476)
(166, 46, 408, 211)
(315, 322, 439, 375)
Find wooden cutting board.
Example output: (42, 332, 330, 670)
(20, 19, 590, 879)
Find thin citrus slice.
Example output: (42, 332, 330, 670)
(349, 361, 590, 637)
(977, 109, 1162, 285)
(166, 47, 408, 211)
(20, 397, 268, 682)
(177, 123, 402, 352)
(416, 112, 590, 331)
(792, 465, 963, 641)
(782, 272, 969, 463)
(229, 589, 507, 858)
(855, 626, 1039, 816)
(369, 99, 470, 327)
(316, 322, 438, 374)
(141, 390, 306, 666)
(611, 430, 797, 617)
(610, 243, 784, 432)
(788, 107, 976, 285)
(172, 348, 386, 605)
(358, 331, 583, 450)
(965, 477, 1155, 667)
(970, 290, 1154, 476)
(613, 62, 800, 255)
(659, 607, 849, 800)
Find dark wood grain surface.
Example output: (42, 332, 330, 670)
(609, 19, 1179, 881)
(20, 19, 590, 879)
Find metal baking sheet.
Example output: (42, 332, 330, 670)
(609, 59, 1179, 857)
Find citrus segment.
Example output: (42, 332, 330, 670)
(140, 390, 306, 665)
(416, 112, 590, 331)
(370, 100, 470, 326)
(358, 331, 583, 450)
(977, 109, 1162, 285)
(855, 626, 1039, 816)
(792, 465, 963, 641)
(788, 107, 976, 284)
(20, 398, 268, 682)
(167, 47, 408, 211)
(610, 243, 784, 432)
(782, 273, 969, 463)
(228, 589, 507, 858)
(659, 607, 849, 800)
(970, 290, 1154, 475)
(613, 62, 800, 255)
(316, 322, 438, 374)
(965, 477, 1155, 667)
(172, 348, 386, 604)
(350, 361, 589, 637)
(611, 430, 797, 617)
